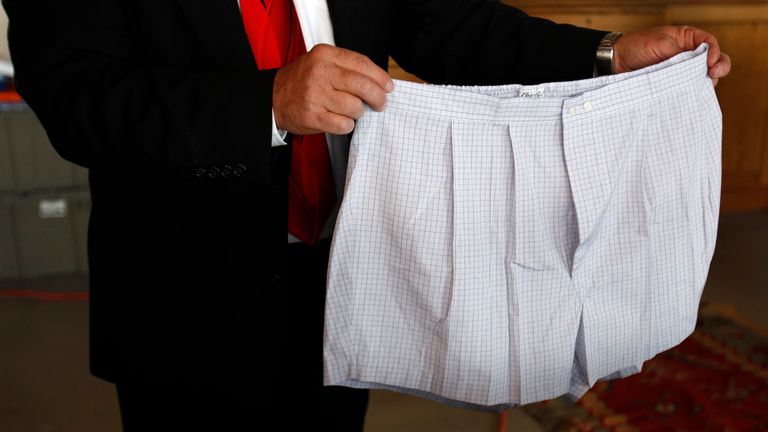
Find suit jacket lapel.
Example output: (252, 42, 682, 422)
(175, 0, 256, 69)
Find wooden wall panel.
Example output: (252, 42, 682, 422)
(700, 24, 767, 183)
(663, 4, 768, 211)
(524, 12, 662, 31)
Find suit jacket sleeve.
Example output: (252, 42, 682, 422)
(390, 0, 610, 85)
(2, 0, 282, 186)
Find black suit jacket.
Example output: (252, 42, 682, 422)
(3, 0, 608, 383)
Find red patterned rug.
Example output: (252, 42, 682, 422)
(520, 303, 768, 432)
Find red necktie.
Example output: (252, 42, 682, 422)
(241, 0, 337, 245)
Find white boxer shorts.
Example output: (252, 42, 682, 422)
(323, 43, 722, 412)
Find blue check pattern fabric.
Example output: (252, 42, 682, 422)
(323, 43, 722, 412)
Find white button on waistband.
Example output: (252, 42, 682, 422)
(583, 101, 593, 111)
(568, 107, 577, 115)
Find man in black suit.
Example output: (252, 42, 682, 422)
(2, 0, 730, 430)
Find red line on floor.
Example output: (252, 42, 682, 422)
(0, 289, 89, 302)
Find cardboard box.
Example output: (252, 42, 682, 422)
(0, 113, 16, 192)
(0, 195, 19, 279)
(4, 110, 81, 191)
(13, 193, 79, 278)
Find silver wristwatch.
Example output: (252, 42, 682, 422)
(595, 32, 623, 76)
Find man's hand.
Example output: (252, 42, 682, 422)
(613, 26, 732, 86)
(273, 44, 394, 136)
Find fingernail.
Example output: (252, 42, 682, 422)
(386, 80, 395, 93)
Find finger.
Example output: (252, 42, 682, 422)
(326, 90, 366, 120)
(317, 111, 355, 135)
(710, 52, 731, 79)
(684, 27, 721, 67)
(333, 48, 394, 93)
(333, 67, 388, 111)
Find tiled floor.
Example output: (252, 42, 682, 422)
(0, 210, 766, 432)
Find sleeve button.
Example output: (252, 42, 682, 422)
(221, 165, 233, 178)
